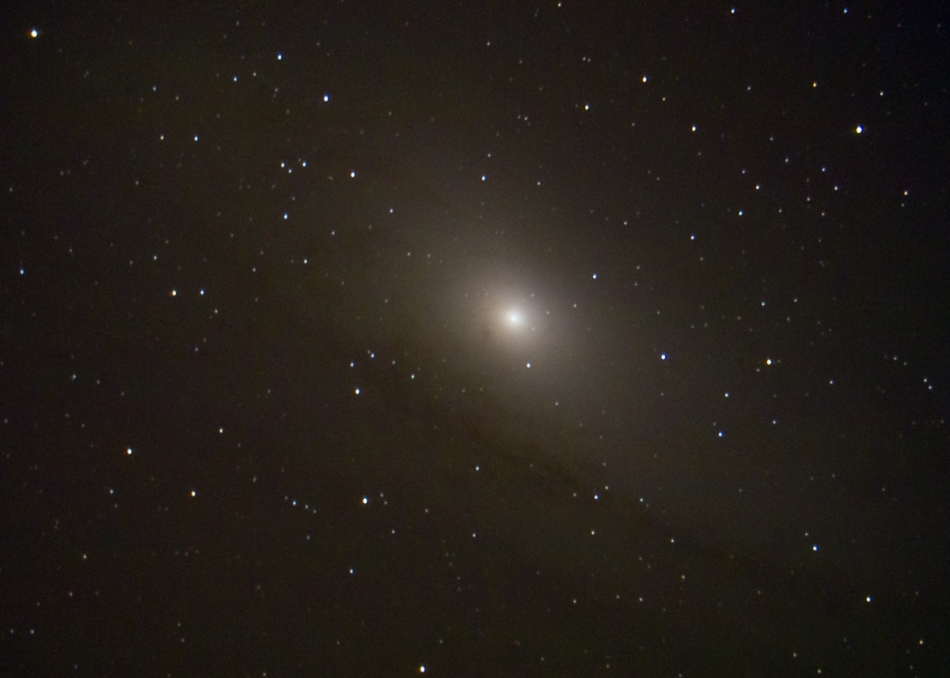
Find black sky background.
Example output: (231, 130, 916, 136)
(2, 1, 949, 676)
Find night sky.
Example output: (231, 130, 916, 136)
(3, 2, 949, 675)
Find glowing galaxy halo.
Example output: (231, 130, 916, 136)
(427, 256, 567, 371)
(498, 300, 540, 340)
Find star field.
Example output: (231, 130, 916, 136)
(2, 2, 949, 676)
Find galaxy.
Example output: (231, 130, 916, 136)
(2, 2, 948, 675)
